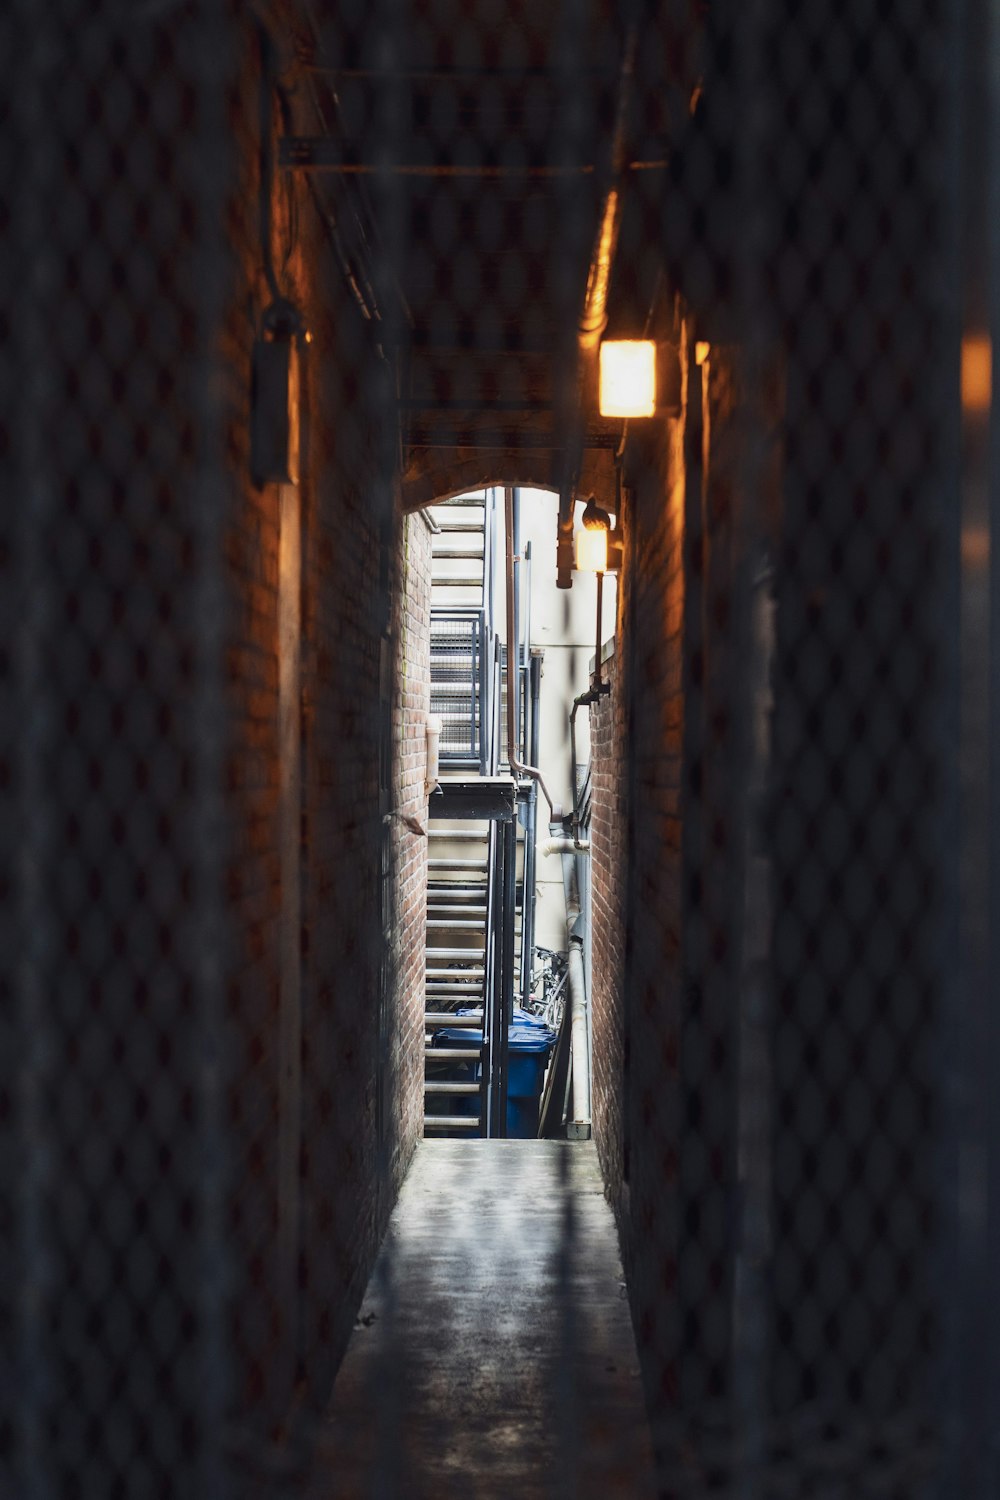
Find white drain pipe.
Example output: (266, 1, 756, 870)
(554, 822, 592, 1139)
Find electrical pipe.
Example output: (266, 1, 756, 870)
(542, 837, 590, 856)
(569, 685, 608, 845)
(552, 819, 591, 1138)
(503, 486, 557, 819)
(566, 943, 592, 1138)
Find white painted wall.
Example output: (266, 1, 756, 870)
(491, 487, 617, 953)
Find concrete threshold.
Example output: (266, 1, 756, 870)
(308, 1140, 657, 1499)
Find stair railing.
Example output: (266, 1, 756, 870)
(431, 606, 491, 769)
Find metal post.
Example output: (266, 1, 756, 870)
(497, 817, 517, 1139)
(486, 486, 495, 625)
(524, 539, 533, 684)
(526, 654, 542, 1003)
(478, 611, 489, 774)
(520, 785, 536, 1011)
(594, 569, 604, 690)
(482, 821, 499, 1138)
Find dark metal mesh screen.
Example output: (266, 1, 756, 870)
(2, 1, 996, 1497)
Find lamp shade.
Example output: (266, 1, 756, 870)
(575, 526, 608, 573)
(599, 339, 656, 418)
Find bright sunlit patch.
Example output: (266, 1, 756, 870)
(962, 334, 992, 414)
(599, 340, 656, 418)
(695, 340, 711, 366)
(575, 526, 608, 573)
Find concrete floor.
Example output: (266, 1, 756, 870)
(308, 1140, 657, 1499)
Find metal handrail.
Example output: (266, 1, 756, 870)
(431, 605, 489, 765)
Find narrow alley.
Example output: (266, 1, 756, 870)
(309, 1143, 656, 1498)
(2, 1, 998, 1498)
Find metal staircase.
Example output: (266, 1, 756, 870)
(422, 490, 538, 1137)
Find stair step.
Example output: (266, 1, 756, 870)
(435, 521, 486, 533)
(426, 981, 485, 991)
(432, 550, 485, 561)
(425, 970, 485, 980)
(427, 899, 488, 912)
(432, 578, 485, 589)
(426, 992, 484, 1004)
(424, 1047, 481, 1060)
(428, 864, 491, 876)
(427, 896, 487, 909)
(428, 829, 488, 840)
(424, 1081, 481, 1096)
(425, 1012, 483, 1028)
(427, 948, 485, 961)
(425, 974, 484, 984)
(424, 1115, 481, 1131)
(426, 919, 487, 930)
(428, 914, 488, 926)
(427, 883, 487, 894)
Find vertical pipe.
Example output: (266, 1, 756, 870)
(497, 818, 518, 1138)
(483, 820, 499, 1138)
(478, 611, 489, 775)
(513, 487, 522, 750)
(521, 786, 536, 1011)
(493, 635, 502, 776)
(486, 486, 495, 625)
(595, 569, 604, 690)
(529, 653, 542, 959)
(524, 540, 533, 690)
(570, 699, 581, 841)
(559, 843, 592, 1137)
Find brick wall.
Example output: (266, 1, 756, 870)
(617, 407, 689, 1415)
(589, 333, 737, 1429)
(594, 296, 943, 1470)
(392, 513, 433, 1158)
(217, 12, 432, 1444)
(1, 8, 434, 1489)
(218, 32, 285, 1427)
(286, 190, 391, 1432)
(589, 652, 627, 1215)
(217, 9, 439, 1446)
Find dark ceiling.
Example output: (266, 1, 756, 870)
(278, 1, 705, 526)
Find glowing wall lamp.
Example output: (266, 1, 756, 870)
(599, 339, 657, 418)
(575, 520, 608, 574)
(574, 497, 615, 697)
(574, 497, 622, 575)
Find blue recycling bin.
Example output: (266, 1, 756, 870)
(434, 1007, 556, 1137)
